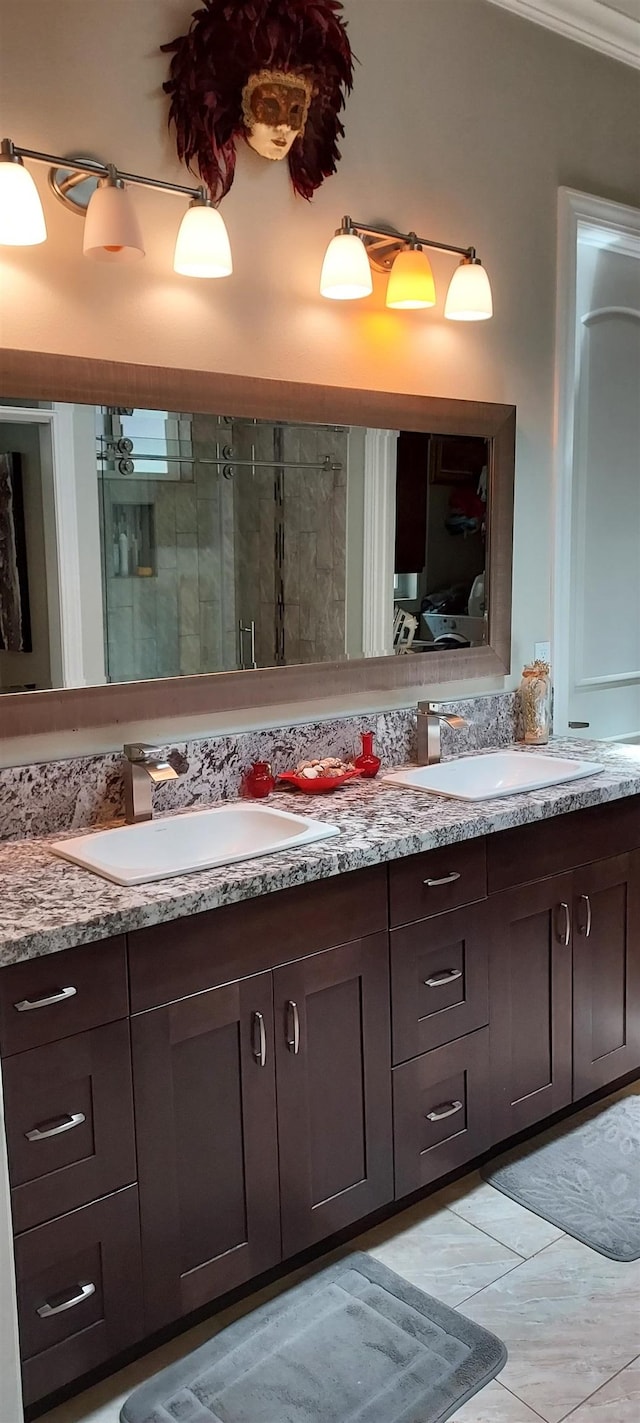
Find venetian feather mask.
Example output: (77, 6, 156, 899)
(162, 0, 354, 201)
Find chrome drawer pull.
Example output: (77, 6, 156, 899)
(25, 1112, 86, 1142)
(36, 1281, 95, 1318)
(286, 1000, 300, 1055)
(426, 1099, 463, 1122)
(252, 1011, 267, 1067)
(578, 894, 592, 938)
(423, 872, 461, 888)
(557, 902, 571, 946)
(424, 969, 463, 988)
(14, 986, 77, 1012)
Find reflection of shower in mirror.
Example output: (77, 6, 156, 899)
(0, 399, 494, 696)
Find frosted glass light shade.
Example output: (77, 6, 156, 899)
(320, 232, 372, 300)
(444, 260, 493, 320)
(386, 248, 436, 309)
(0, 160, 47, 245)
(83, 181, 145, 263)
(173, 202, 232, 278)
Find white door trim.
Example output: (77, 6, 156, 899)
(0, 404, 85, 687)
(361, 428, 399, 658)
(552, 188, 640, 734)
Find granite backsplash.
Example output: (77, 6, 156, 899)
(0, 692, 522, 842)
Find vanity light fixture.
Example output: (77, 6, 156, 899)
(0, 138, 232, 279)
(0, 140, 47, 245)
(386, 241, 436, 310)
(321, 217, 493, 320)
(82, 167, 145, 263)
(173, 194, 233, 278)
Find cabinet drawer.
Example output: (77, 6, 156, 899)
(389, 839, 487, 928)
(4, 1021, 136, 1234)
(129, 866, 387, 1012)
(393, 1028, 492, 1197)
(0, 937, 128, 1057)
(487, 797, 640, 892)
(391, 902, 489, 1063)
(15, 1185, 143, 1406)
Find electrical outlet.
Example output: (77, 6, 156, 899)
(535, 641, 551, 664)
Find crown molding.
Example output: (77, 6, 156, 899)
(485, 0, 640, 68)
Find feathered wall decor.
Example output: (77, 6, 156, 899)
(162, 0, 354, 201)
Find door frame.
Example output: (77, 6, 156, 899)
(552, 187, 640, 737)
(0, 403, 84, 688)
(361, 427, 399, 658)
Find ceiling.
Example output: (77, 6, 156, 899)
(485, 0, 640, 67)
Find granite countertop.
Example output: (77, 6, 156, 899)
(1, 738, 639, 966)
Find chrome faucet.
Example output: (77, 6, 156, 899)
(417, 702, 468, 766)
(123, 743, 187, 824)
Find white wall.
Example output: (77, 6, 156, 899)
(0, 0, 639, 753)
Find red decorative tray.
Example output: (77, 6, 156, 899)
(278, 768, 361, 794)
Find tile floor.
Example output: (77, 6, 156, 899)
(40, 1082, 640, 1423)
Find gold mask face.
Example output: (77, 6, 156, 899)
(242, 70, 313, 161)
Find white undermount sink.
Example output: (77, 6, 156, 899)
(51, 803, 340, 886)
(382, 750, 605, 801)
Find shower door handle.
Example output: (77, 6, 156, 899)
(238, 619, 257, 670)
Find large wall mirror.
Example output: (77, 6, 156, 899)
(0, 351, 515, 737)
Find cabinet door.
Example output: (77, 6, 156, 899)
(132, 972, 280, 1332)
(573, 852, 640, 1098)
(490, 875, 574, 1139)
(275, 934, 393, 1257)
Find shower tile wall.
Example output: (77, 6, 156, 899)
(233, 420, 278, 669)
(283, 424, 348, 665)
(232, 421, 349, 668)
(102, 415, 236, 683)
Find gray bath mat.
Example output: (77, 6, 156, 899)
(482, 1094, 640, 1261)
(121, 1252, 506, 1423)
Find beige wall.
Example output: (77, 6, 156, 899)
(0, 0, 639, 753)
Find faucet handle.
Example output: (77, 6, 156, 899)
(124, 743, 157, 764)
(123, 743, 189, 774)
(417, 703, 469, 729)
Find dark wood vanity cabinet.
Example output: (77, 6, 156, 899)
(572, 851, 640, 1098)
(389, 861, 493, 1196)
(0, 936, 142, 1406)
(128, 876, 393, 1333)
(2, 800, 640, 1408)
(488, 830, 640, 1138)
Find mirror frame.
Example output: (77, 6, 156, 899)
(0, 348, 515, 738)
